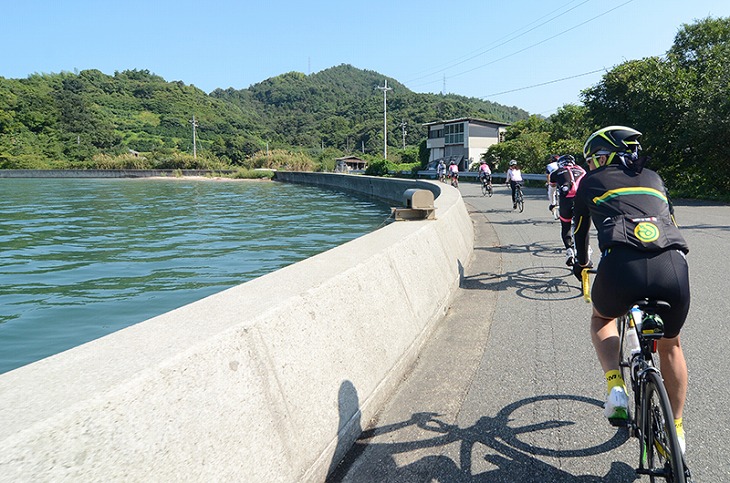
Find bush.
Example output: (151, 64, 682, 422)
(72, 153, 153, 169)
(246, 149, 315, 171)
(230, 168, 275, 179)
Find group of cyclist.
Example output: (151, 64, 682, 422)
(436, 159, 462, 187)
(444, 126, 691, 454)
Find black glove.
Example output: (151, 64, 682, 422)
(572, 260, 594, 282)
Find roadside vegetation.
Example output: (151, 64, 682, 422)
(0, 17, 727, 199)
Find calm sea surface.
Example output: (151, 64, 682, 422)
(0, 178, 391, 374)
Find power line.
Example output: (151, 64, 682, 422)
(404, 0, 593, 86)
(449, 0, 637, 83)
(481, 68, 606, 98)
(407, 0, 635, 90)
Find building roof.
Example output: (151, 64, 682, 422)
(422, 117, 511, 127)
(336, 155, 366, 161)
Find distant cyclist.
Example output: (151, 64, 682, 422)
(505, 160, 523, 209)
(478, 160, 492, 185)
(572, 126, 690, 452)
(437, 159, 447, 182)
(448, 160, 459, 186)
(546, 155, 560, 212)
(549, 154, 586, 265)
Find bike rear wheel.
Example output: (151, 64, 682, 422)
(641, 371, 686, 483)
(481, 183, 488, 196)
(487, 184, 493, 197)
(516, 189, 524, 213)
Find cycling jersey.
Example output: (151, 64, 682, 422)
(506, 167, 523, 182)
(479, 164, 491, 176)
(549, 165, 586, 199)
(573, 164, 689, 266)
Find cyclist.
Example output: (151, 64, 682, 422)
(437, 159, 447, 182)
(546, 155, 560, 213)
(549, 154, 586, 265)
(478, 159, 492, 186)
(505, 159, 523, 209)
(448, 160, 459, 186)
(572, 126, 690, 452)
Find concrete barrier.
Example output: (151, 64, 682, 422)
(0, 173, 474, 482)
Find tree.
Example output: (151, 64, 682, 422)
(582, 16, 730, 198)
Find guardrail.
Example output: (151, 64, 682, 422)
(416, 171, 545, 181)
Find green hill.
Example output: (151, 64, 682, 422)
(0, 64, 529, 169)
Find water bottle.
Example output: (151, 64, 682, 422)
(627, 307, 642, 355)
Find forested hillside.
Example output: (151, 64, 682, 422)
(0, 64, 529, 169)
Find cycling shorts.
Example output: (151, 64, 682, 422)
(592, 245, 690, 338)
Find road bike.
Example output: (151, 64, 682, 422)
(450, 173, 459, 188)
(438, 172, 447, 183)
(582, 270, 692, 482)
(514, 183, 524, 212)
(480, 176, 493, 197)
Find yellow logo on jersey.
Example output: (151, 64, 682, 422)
(635, 222, 659, 242)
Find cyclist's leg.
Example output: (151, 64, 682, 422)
(648, 249, 690, 420)
(590, 249, 636, 419)
(558, 199, 573, 247)
(590, 307, 620, 375)
(657, 337, 688, 420)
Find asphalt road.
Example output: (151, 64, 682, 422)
(329, 181, 730, 482)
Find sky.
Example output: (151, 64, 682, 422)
(3, 0, 730, 116)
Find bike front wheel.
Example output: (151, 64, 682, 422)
(641, 371, 686, 483)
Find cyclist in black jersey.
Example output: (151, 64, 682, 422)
(572, 126, 690, 451)
(549, 155, 586, 265)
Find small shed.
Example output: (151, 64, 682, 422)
(335, 155, 368, 173)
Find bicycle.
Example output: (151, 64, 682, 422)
(514, 183, 524, 212)
(450, 173, 459, 188)
(582, 270, 692, 483)
(480, 176, 493, 197)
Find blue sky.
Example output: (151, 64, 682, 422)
(3, 0, 729, 116)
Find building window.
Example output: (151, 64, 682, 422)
(444, 123, 464, 145)
(429, 128, 443, 139)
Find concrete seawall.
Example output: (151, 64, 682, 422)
(0, 172, 474, 482)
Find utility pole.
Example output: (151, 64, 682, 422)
(400, 121, 407, 149)
(190, 115, 198, 159)
(376, 80, 392, 159)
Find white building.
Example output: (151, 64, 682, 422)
(424, 118, 510, 171)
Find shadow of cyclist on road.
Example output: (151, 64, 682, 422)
(328, 394, 635, 482)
